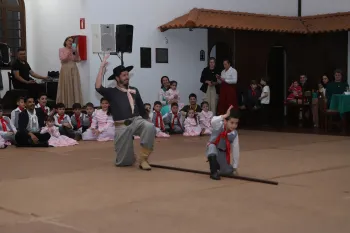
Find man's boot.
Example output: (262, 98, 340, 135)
(208, 156, 220, 180)
(139, 147, 152, 170)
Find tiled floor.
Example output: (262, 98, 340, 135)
(0, 130, 349, 233)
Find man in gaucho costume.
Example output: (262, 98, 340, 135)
(95, 54, 156, 170)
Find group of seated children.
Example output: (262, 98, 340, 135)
(145, 100, 214, 137)
(0, 94, 117, 149)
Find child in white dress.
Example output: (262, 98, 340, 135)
(165, 81, 184, 110)
(198, 101, 213, 135)
(40, 116, 78, 147)
(82, 98, 115, 141)
(183, 109, 202, 136)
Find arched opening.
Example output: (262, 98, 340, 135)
(0, 0, 26, 67)
(209, 42, 232, 71)
(266, 45, 287, 126)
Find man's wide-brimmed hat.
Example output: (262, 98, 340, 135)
(108, 65, 134, 80)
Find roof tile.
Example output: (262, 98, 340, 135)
(159, 8, 350, 34)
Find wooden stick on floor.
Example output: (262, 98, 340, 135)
(150, 164, 278, 186)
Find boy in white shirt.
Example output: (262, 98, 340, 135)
(206, 105, 240, 180)
(259, 77, 270, 125)
(10, 96, 25, 130)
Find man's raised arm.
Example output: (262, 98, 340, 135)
(95, 54, 110, 89)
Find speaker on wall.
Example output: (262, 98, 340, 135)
(115, 24, 133, 53)
(101, 24, 116, 52)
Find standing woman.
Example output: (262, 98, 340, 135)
(216, 59, 238, 115)
(200, 57, 220, 115)
(56, 37, 83, 106)
(158, 76, 171, 115)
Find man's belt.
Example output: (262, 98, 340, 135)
(114, 119, 133, 126)
(218, 148, 226, 152)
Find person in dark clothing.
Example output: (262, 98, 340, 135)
(95, 54, 155, 171)
(200, 57, 221, 115)
(11, 48, 48, 99)
(243, 80, 262, 126)
(244, 80, 261, 110)
(180, 93, 202, 117)
(326, 69, 349, 108)
(15, 97, 50, 147)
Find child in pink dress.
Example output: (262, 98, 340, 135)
(165, 81, 184, 110)
(198, 101, 213, 135)
(152, 101, 170, 138)
(183, 109, 202, 136)
(82, 98, 115, 141)
(40, 116, 78, 147)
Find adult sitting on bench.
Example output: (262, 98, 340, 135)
(12, 48, 48, 99)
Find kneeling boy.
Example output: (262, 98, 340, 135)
(206, 105, 240, 180)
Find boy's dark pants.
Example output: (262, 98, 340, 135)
(59, 126, 76, 139)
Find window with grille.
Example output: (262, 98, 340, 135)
(0, 0, 26, 68)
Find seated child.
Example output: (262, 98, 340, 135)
(165, 81, 184, 111)
(287, 81, 302, 102)
(10, 96, 25, 130)
(40, 116, 78, 147)
(36, 93, 53, 116)
(85, 102, 96, 128)
(198, 101, 213, 135)
(82, 98, 115, 141)
(163, 102, 184, 134)
(0, 104, 17, 145)
(206, 105, 240, 180)
(71, 103, 89, 136)
(152, 101, 170, 138)
(244, 80, 261, 110)
(54, 103, 76, 139)
(183, 109, 202, 136)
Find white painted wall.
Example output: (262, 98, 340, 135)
(18, 0, 297, 106)
(302, 0, 350, 15)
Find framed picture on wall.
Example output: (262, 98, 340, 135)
(140, 47, 151, 68)
(156, 48, 168, 63)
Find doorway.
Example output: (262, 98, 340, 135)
(209, 42, 232, 71)
(266, 46, 287, 126)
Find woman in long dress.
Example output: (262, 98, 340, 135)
(217, 59, 238, 114)
(56, 37, 83, 106)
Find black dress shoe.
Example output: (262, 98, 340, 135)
(208, 156, 221, 180)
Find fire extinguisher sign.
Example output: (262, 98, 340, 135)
(80, 18, 85, 29)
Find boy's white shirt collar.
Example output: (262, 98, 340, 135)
(55, 113, 68, 117)
(36, 103, 49, 109)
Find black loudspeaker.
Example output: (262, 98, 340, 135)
(0, 43, 11, 65)
(115, 24, 133, 53)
